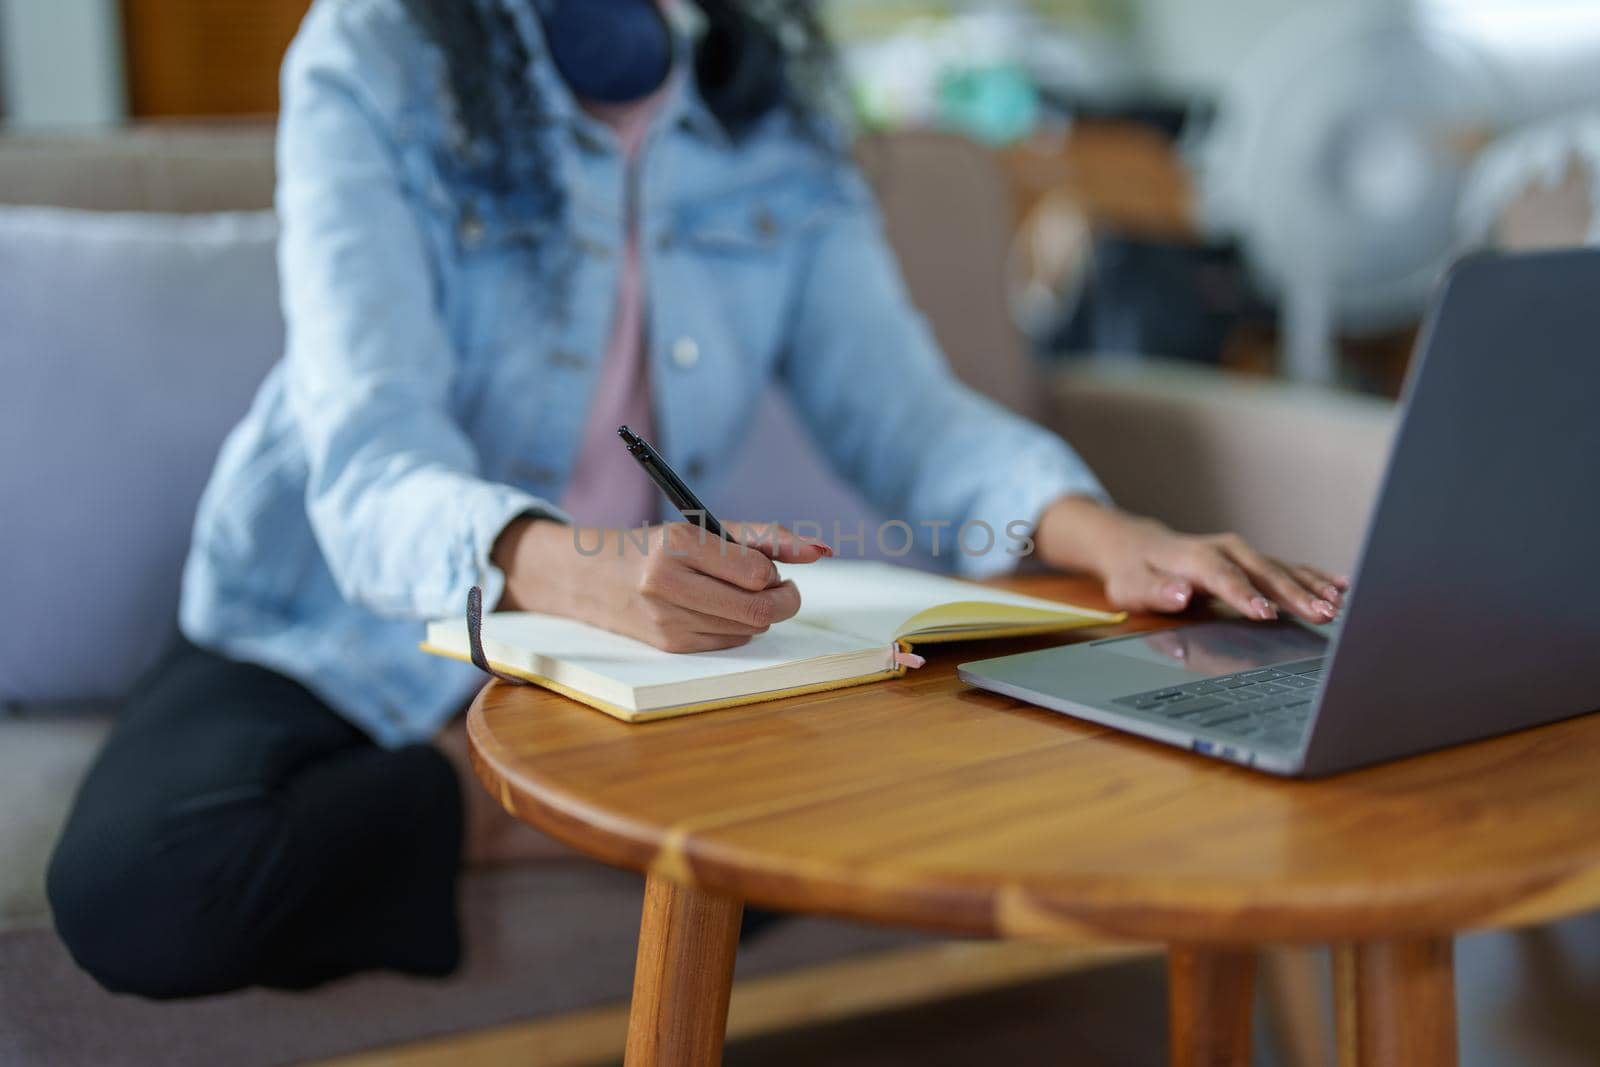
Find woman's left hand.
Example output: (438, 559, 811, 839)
(1036, 496, 1349, 625)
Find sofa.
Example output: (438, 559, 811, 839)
(6, 125, 1594, 1067)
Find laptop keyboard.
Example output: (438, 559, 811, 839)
(1111, 658, 1325, 750)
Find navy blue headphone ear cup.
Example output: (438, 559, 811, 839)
(694, 1, 785, 134)
(539, 0, 673, 104)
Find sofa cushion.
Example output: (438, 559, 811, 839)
(1048, 360, 1397, 574)
(0, 129, 277, 214)
(0, 715, 115, 929)
(0, 208, 282, 706)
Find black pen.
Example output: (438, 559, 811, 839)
(618, 426, 739, 544)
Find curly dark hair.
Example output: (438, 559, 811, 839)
(398, 0, 837, 215)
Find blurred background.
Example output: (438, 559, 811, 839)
(3, 0, 1600, 395)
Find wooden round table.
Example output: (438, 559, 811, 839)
(466, 576, 1600, 1066)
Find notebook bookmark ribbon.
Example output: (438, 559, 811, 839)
(467, 585, 532, 687)
(893, 645, 926, 670)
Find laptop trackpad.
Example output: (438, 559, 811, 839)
(1100, 620, 1331, 680)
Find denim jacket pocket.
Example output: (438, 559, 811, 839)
(453, 186, 559, 254)
(676, 175, 849, 254)
(402, 132, 561, 259)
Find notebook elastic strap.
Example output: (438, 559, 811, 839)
(467, 586, 533, 687)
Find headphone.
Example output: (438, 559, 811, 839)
(536, 0, 785, 127)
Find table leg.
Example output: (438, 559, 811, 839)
(624, 872, 745, 1067)
(1262, 947, 1334, 1067)
(1334, 937, 1457, 1067)
(1168, 945, 1257, 1067)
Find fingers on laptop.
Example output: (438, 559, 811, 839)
(1105, 565, 1194, 614)
(1179, 546, 1283, 621)
(1290, 564, 1349, 604)
(1148, 536, 1340, 625)
(1066, 525, 1349, 624)
(1110, 554, 1267, 620)
(1209, 536, 1340, 624)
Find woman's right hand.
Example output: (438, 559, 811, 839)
(492, 519, 831, 653)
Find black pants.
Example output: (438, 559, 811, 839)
(47, 638, 464, 999)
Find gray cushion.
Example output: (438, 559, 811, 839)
(0, 715, 114, 929)
(0, 129, 277, 214)
(0, 208, 282, 705)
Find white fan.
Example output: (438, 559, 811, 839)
(1197, 4, 1495, 383)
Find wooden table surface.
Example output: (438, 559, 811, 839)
(466, 574, 1600, 1065)
(468, 575, 1600, 945)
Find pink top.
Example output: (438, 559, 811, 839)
(556, 87, 668, 530)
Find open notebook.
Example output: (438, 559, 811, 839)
(423, 560, 1123, 723)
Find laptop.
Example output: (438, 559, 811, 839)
(959, 248, 1600, 777)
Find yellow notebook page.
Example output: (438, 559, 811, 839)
(896, 600, 1123, 645)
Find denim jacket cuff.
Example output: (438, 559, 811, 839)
(955, 453, 1111, 580)
(457, 485, 573, 614)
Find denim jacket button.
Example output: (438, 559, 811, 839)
(549, 349, 588, 370)
(671, 337, 700, 369)
(752, 207, 779, 239)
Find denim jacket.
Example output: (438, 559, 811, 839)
(180, 0, 1106, 747)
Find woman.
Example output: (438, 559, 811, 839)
(47, 0, 1346, 999)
